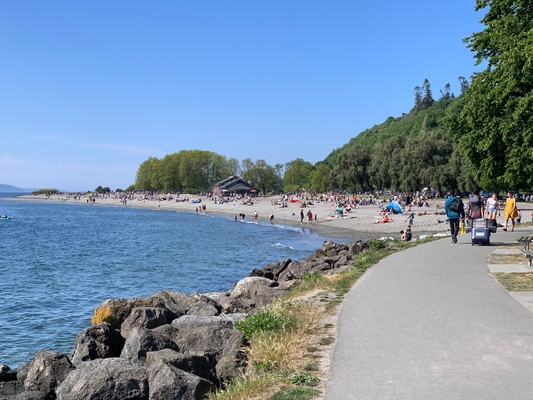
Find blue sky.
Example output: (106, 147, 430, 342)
(1, 1, 486, 191)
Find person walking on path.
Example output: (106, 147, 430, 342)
(444, 189, 465, 244)
(503, 191, 518, 231)
(466, 189, 484, 220)
(485, 192, 500, 220)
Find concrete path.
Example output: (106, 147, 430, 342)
(324, 227, 533, 400)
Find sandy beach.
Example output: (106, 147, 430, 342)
(9, 193, 512, 241)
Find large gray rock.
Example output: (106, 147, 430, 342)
(120, 307, 168, 338)
(170, 315, 246, 355)
(248, 259, 292, 280)
(218, 294, 252, 314)
(247, 241, 365, 283)
(70, 322, 124, 366)
(215, 330, 248, 385)
(22, 351, 74, 396)
(146, 349, 217, 384)
(121, 326, 179, 363)
(56, 358, 148, 400)
(0, 381, 22, 400)
(222, 277, 285, 311)
(147, 359, 214, 400)
(186, 301, 219, 317)
(151, 291, 197, 321)
(15, 391, 49, 400)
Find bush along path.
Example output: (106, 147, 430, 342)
(0, 238, 433, 400)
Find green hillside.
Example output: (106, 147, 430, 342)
(324, 97, 458, 167)
(317, 92, 479, 193)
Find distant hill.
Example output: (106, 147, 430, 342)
(0, 184, 35, 193)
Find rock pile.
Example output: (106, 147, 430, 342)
(0, 240, 365, 400)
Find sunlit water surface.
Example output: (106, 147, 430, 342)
(0, 194, 347, 368)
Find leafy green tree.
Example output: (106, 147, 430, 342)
(179, 150, 215, 192)
(238, 158, 256, 183)
(447, 0, 533, 189)
(335, 145, 373, 191)
(249, 159, 281, 195)
(311, 163, 332, 192)
(161, 152, 183, 191)
(283, 158, 313, 192)
(135, 157, 160, 190)
(227, 157, 240, 176)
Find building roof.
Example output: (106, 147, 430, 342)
(213, 176, 257, 193)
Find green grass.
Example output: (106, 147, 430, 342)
(318, 336, 334, 346)
(237, 310, 293, 339)
(289, 373, 320, 386)
(269, 387, 319, 400)
(493, 272, 533, 291)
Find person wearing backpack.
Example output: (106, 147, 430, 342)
(444, 189, 465, 244)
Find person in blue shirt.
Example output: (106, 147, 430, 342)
(444, 189, 466, 244)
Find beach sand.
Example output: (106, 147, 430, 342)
(10, 193, 461, 241)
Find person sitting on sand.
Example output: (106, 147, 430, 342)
(380, 214, 390, 224)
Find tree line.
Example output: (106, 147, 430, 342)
(131, 114, 477, 195)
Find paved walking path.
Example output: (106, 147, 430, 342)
(324, 227, 533, 400)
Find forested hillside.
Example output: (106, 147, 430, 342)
(131, 79, 479, 195)
(321, 79, 477, 193)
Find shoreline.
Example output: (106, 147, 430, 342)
(5, 194, 465, 240)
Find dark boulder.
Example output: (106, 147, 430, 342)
(15, 391, 50, 400)
(147, 359, 214, 400)
(121, 326, 179, 363)
(0, 381, 23, 400)
(186, 301, 219, 317)
(56, 358, 148, 400)
(70, 322, 124, 366)
(170, 314, 246, 356)
(21, 351, 74, 396)
(248, 259, 292, 280)
(151, 291, 197, 321)
(0, 365, 16, 382)
(120, 307, 168, 338)
(215, 330, 248, 385)
(146, 348, 217, 384)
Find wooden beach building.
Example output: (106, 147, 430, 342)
(212, 176, 258, 197)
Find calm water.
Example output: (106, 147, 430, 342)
(0, 193, 344, 368)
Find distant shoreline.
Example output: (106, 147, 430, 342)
(5, 193, 463, 241)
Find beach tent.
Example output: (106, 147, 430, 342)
(288, 195, 300, 203)
(386, 201, 403, 214)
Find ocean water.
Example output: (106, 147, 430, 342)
(0, 193, 345, 369)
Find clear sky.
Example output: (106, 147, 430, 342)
(1, 1, 487, 192)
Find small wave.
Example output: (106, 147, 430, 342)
(273, 243, 294, 250)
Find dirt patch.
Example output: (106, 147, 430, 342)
(487, 253, 525, 264)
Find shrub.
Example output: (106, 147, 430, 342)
(237, 310, 292, 339)
(367, 239, 387, 251)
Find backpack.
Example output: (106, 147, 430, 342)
(450, 198, 462, 213)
